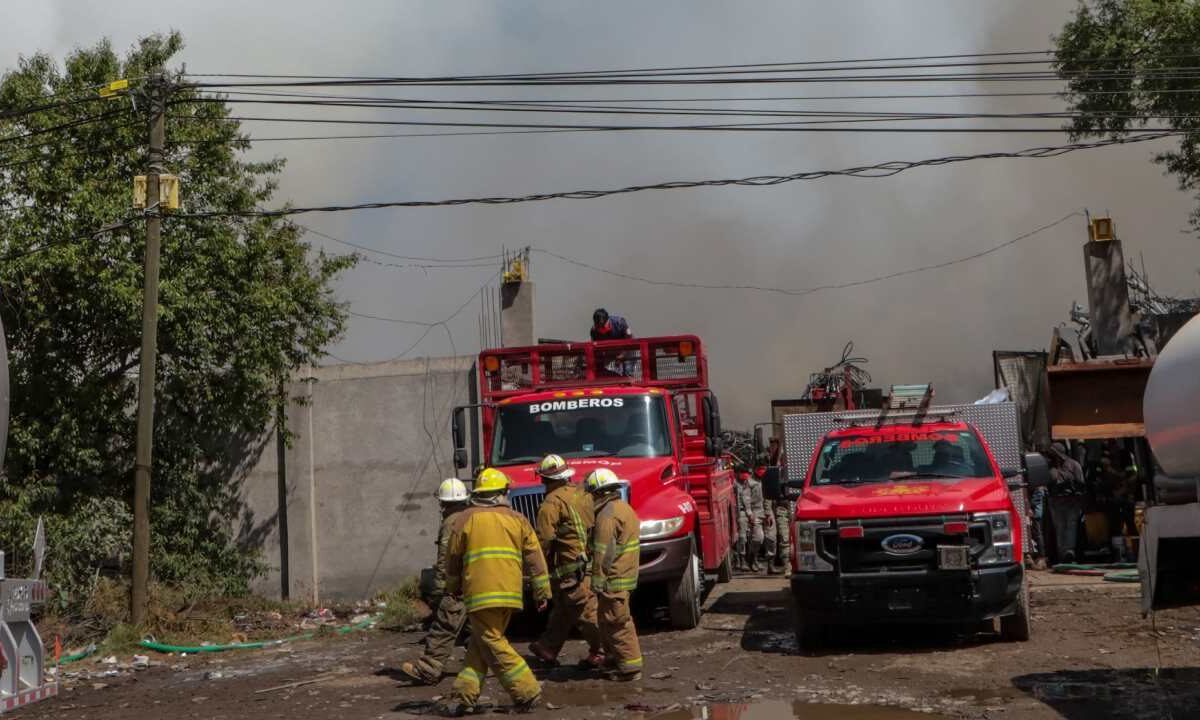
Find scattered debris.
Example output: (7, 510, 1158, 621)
(254, 671, 346, 695)
(650, 671, 672, 680)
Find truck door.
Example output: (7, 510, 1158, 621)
(674, 391, 734, 571)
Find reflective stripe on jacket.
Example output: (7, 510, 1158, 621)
(591, 497, 640, 593)
(535, 483, 595, 579)
(446, 504, 551, 611)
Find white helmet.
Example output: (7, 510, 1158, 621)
(436, 478, 470, 504)
(584, 468, 624, 495)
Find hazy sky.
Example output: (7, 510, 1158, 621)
(4, 1, 1198, 426)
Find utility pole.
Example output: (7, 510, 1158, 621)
(131, 73, 167, 625)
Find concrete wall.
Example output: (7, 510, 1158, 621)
(238, 355, 475, 602)
(501, 280, 535, 347)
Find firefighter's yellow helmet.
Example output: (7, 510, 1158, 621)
(536, 454, 574, 481)
(473, 467, 511, 495)
(584, 468, 623, 495)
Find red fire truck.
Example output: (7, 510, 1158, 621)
(451, 335, 735, 628)
(783, 384, 1044, 649)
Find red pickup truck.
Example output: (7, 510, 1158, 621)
(784, 385, 1043, 649)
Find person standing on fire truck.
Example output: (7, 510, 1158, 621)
(735, 468, 765, 572)
(527, 455, 605, 669)
(586, 468, 644, 681)
(590, 308, 633, 341)
(440, 469, 552, 716)
(400, 478, 471, 685)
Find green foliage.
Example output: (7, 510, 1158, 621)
(0, 34, 354, 613)
(376, 577, 423, 629)
(1055, 0, 1200, 224)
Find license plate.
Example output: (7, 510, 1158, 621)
(888, 588, 921, 611)
(938, 545, 970, 570)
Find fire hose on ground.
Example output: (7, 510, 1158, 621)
(137, 615, 380, 655)
(1051, 562, 1140, 583)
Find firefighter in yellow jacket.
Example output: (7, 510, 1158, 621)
(527, 454, 604, 668)
(585, 468, 643, 681)
(440, 468, 551, 716)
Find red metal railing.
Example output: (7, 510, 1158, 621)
(479, 335, 707, 401)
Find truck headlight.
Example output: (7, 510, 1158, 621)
(794, 521, 833, 572)
(639, 516, 685, 541)
(973, 511, 1014, 566)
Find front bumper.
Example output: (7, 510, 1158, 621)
(790, 563, 1023, 625)
(638, 534, 693, 584)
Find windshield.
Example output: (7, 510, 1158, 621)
(812, 430, 993, 486)
(491, 394, 672, 465)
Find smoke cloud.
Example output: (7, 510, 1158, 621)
(4, 1, 1197, 427)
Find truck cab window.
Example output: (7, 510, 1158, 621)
(491, 394, 672, 465)
(813, 431, 993, 486)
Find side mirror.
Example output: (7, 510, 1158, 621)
(1000, 467, 1021, 479)
(709, 394, 722, 437)
(1023, 452, 1050, 489)
(702, 393, 722, 436)
(452, 407, 468, 469)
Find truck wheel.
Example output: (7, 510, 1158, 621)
(668, 539, 703, 629)
(716, 549, 734, 584)
(1000, 580, 1031, 642)
(792, 602, 825, 653)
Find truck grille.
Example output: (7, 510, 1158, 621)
(820, 515, 986, 573)
(509, 487, 546, 526)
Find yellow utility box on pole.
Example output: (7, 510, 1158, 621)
(133, 174, 180, 210)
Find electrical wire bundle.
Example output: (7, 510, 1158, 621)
(801, 341, 873, 402)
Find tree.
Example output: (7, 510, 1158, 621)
(0, 33, 354, 612)
(1056, 0, 1200, 225)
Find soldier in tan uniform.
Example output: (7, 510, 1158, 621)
(400, 478, 470, 684)
(585, 468, 643, 681)
(527, 455, 605, 669)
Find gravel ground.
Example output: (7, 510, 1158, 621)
(26, 570, 1200, 719)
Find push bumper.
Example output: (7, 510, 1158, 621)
(790, 563, 1023, 624)
(638, 534, 693, 584)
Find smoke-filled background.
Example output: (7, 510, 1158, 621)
(3, 1, 1198, 427)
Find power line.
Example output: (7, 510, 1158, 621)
(174, 114, 1085, 133)
(187, 50, 1058, 82)
(207, 86, 1200, 104)
(531, 211, 1082, 297)
(0, 218, 134, 263)
(183, 66, 1200, 90)
(0, 94, 106, 122)
(330, 269, 501, 364)
(296, 223, 504, 262)
(186, 94, 1176, 121)
(0, 109, 130, 148)
(169, 132, 1178, 219)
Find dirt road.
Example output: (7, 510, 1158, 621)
(30, 571, 1200, 719)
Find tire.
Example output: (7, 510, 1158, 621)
(668, 538, 703, 629)
(1000, 579, 1031, 642)
(792, 601, 825, 653)
(716, 549, 734, 584)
